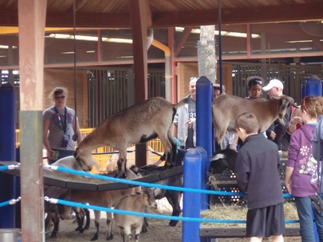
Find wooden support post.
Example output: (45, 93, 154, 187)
(129, 0, 151, 167)
(18, 0, 47, 241)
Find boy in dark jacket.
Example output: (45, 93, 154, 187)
(234, 112, 285, 242)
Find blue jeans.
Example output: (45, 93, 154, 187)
(295, 196, 323, 242)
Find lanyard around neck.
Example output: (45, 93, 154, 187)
(55, 107, 67, 133)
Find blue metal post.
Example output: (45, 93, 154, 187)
(0, 85, 17, 228)
(182, 148, 203, 242)
(196, 76, 213, 210)
(302, 77, 322, 99)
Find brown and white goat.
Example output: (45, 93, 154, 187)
(61, 168, 142, 241)
(74, 97, 186, 177)
(114, 189, 157, 242)
(212, 94, 296, 144)
(44, 156, 91, 238)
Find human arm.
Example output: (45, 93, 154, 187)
(172, 123, 178, 138)
(285, 131, 300, 194)
(43, 118, 54, 159)
(229, 133, 238, 151)
(312, 116, 323, 161)
(266, 122, 276, 140)
(74, 117, 82, 145)
(288, 107, 302, 133)
(172, 111, 179, 138)
(285, 166, 294, 194)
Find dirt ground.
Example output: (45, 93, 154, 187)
(45, 199, 302, 242)
(45, 218, 301, 242)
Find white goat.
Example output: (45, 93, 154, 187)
(212, 94, 296, 144)
(61, 168, 142, 241)
(74, 97, 186, 177)
(114, 189, 157, 242)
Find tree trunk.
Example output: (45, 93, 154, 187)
(198, 25, 216, 84)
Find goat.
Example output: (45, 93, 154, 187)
(212, 94, 296, 144)
(114, 189, 157, 242)
(207, 148, 238, 189)
(61, 168, 142, 241)
(44, 156, 91, 238)
(207, 148, 238, 205)
(130, 164, 183, 227)
(74, 97, 186, 178)
(209, 148, 238, 176)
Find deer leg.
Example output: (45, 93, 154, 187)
(90, 210, 101, 241)
(117, 158, 127, 178)
(83, 208, 90, 230)
(106, 212, 114, 240)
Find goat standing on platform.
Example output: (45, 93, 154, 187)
(114, 189, 157, 242)
(74, 97, 186, 177)
(212, 94, 297, 144)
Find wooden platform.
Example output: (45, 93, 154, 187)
(0, 161, 183, 192)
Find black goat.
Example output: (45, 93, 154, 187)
(208, 148, 238, 189)
(209, 148, 237, 174)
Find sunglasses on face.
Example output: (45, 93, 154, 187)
(55, 95, 65, 100)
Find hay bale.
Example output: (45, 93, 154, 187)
(201, 202, 299, 228)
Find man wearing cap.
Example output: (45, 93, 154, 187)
(262, 79, 292, 151)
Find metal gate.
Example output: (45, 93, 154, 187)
(87, 67, 165, 127)
(231, 62, 323, 104)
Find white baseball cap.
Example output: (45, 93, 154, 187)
(262, 79, 284, 92)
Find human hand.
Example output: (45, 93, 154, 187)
(285, 183, 292, 194)
(47, 149, 54, 159)
(186, 118, 196, 128)
(270, 131, 276, 140)
(290, 116, 302, 126)
(229, 143, 237, 151)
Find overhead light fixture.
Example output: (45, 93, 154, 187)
(0, 45, 17, 49)
(47, 34, 133, 44)
(286, 40, 313, 43)
(103, 38, 132, 44)
(116, 55, 134, 59)
(299, 47, 313, 51)
(61, 51, 75, 55)
(175, 27, 260, 38)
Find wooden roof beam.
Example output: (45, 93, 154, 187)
(1, 2, 323, 28)
(175, 27, 193, 57)
(153, 2, 323, 27)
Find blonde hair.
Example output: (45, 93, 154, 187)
(49, 87, 68, 101)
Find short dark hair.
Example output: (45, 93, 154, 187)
(247, 76, 264, 89)
(235, 112, 259, 134)
(49, 87, 68, 100)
